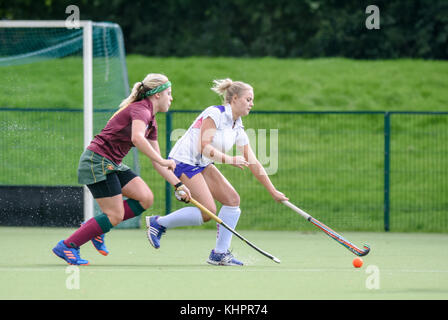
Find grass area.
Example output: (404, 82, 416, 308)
(1, 227, 447, 300)
(1, 57, 447, 232)
(1, 56, 447, 111)
(125, 56, 448, 112)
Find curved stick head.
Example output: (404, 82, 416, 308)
(358, 244, 370, 256)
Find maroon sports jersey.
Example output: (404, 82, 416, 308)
(87, 99, 158, 164)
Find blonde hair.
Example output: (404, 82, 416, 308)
(211, 78, 253, 104)
(118, 73, 169, 109)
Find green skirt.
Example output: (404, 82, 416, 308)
(78, 149, 130, 185)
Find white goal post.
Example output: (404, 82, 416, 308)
(0, 20, 134, 224)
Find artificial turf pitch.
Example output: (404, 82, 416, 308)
(0, 226, 447, 300)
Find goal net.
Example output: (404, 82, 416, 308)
(0, 21, 140, 228)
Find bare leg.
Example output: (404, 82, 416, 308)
(121, 176, 154, 210)
(179, 172, 216, 222)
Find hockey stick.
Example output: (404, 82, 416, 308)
(282, 201, 370, 257)
(189, 197, 281, 264)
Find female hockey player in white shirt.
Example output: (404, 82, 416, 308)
(146, 78, 288, 266)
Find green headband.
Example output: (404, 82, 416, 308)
(142, 81, 171, 98)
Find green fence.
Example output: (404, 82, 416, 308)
(0, 108, 136, 185)
(162, 110, 448, 233)
(1, 108, 447, 232)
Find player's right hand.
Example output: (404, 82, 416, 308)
(231, 156, 249, 169)
(161, 159, 176, 171)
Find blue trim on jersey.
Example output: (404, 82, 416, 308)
(213, 105, 225, 113)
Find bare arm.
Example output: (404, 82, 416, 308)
(240, 143, 288, 202)
(131, 120, 175, 170)
(148, 139, 191, 202)
(132, 120, 190, 202)
(148, 139, 182, 186)
(200, 117, 248, 168)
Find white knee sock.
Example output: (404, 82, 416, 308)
(215, 205, 241, 253)
(157, 207, 203, 229)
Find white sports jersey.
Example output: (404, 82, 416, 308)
(169, 104, 249, 167)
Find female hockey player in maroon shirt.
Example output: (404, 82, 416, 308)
(52, 73, 190, 265)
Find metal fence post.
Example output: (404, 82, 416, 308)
(165, 111, 173, 215)
(384, 112, 391, 231)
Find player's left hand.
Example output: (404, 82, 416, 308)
(271, 189, 289, 202)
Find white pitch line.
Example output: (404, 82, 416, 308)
(0, 267, 448, 273)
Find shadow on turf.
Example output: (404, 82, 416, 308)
(41, 263, 241, 269)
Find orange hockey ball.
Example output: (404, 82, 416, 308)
(352, 257, 363, 268)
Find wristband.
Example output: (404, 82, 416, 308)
(174, 182, 183, 190)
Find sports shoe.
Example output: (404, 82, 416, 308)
(52, 240, 90, 266)
(207, 249, 244, 266)
(91, 234, 109, 256)
(145, 215, 166, 249)
(81, 222, 109, 256)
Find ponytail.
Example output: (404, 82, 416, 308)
(118, 82, 145, 109)
(211, 78, 252, 104)
(118, 73, 170, 109)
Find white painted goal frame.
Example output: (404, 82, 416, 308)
(0, 20, 102, 222)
